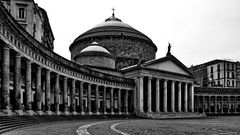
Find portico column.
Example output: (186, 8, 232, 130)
(110, 88, 114, 114)
(138, 76, 144, 113)
(95, 85, 99, 114)
(26, 60, 33, 115)
(221, 96, 224, 114)
(14, 53, 22, 115)
(155, 78, 160, 112)
(45, 69, 51, 115)
(118, 89, 122, 114)
(87, 83, 92, 115)
(202, 96, 205, 113)
(36, 66, 42, 115)
(63, 77, 68, 114)
(178, 82, 182, 112)
(54, 74, 60, 115)
(208, 96, 211, 114)
(125, 90, 129, 114)
(103, 86, 107, 114)
(1, 45, 11, 115)
(171, 81, 175, 112)
(147, 77, 152, 113)
(234, 96, 237, 113)
(184, 83, 188, 112)
(214, 96, 217, 114)
(189, 83, 194, 112)
(79, 81, 84, 115)
(227, 96, 230, 114)
(163, 79, 168, 112)
(71, 79, 76, 115)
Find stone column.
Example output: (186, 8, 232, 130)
(208, 96, 211, 114)
(110, 88, 114, 114)
(87, 83, 92, 115)
(171, 81, 175, 112)
(138, 76, 144, 113)
(163, 79, 168, 112)
(214, 96, 217, 114)
(95, 85, 99, 115)
(36, 66, 42, 115)
(155, 78, 160, 113)
(103, 86, 107, 114)
(1, 45, 11, 115)
(184, 83, 188, 112)
(118, 89, 122, 114)
(202, 96, 205, 113)
(14, 53, 22, 115)
(234, 96, 237, 113)
(71, 79, 76, 115)
(178, 82, 182, 112)
(54, 74, 60, 115)
(26, 60, 33, 115)
(227, 96, 230, 114)
(221, 96, 224, 114)
(147, 77, 152, 113)
(125, 90, 129, 114)
(45, 69, 51, 115)
(63, 77, 68, 114)
(79, 81, 84, 115)
(189, 84, 194, 112)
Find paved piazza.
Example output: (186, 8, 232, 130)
(3, 116, 240, 135)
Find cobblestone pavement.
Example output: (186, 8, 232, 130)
(3, 116, 240, 135)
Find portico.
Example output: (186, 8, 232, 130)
(122, 54, 195, 116)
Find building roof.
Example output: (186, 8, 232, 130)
(69, 14, 157, 51)
(80, 45, 110, 54)
(191, 59, 236, 70)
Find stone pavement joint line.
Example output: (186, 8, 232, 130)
(76, 121, 109, 135)
(110, 122, 130, 135)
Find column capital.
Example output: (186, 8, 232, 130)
(148, 76, 153, 80)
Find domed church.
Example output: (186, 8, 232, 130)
(0, 1, 198, 118)
(70, 11, 157, 69)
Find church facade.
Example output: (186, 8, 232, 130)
(0, 1, 196, 118)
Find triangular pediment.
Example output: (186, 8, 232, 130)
(142, 55, 193, 76)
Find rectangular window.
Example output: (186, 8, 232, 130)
(227, 63, 229, 70)
(210, 66, 213, 73)
(218, 72, 220, 79)
(218, 81, 220, 86)
(232, 81, 235, 87)
(217, 64, 220, 71)
(18, 7, 25, 19)
(227, 72, 230, 78)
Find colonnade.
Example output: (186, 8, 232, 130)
(136, 76, 194, 114)
(0, 45, 132, 115)
(195, 95, 240, 114)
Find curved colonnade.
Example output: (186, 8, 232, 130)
(0, 5, 134, 115)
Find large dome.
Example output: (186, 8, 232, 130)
(70, 13, 157, 69)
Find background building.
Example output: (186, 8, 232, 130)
(1, 0, 54, 50)
(190, 59, 238, 88)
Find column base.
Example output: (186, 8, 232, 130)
(46, 111, 52, 115)
(72, 111, 77, 115)
(104, 112, 107, 115)
(96, 112, 100, 115)
(88, 112, 92, 115)
(26, 110, 34, 115)
(64, 111, 70, 115)
(119, 112, 122, 115)
(111, 112, 115, 115)
(15, 110, 23, 116)
(2, 109, 12, 116)
(37, 111, 43, 115)
(80, 111, 85, 115)
(56, 111, 61, 115)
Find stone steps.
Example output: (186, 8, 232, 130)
(0, 116, 37, 134)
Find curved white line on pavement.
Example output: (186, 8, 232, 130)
(76, 121, 109, 135)
(110, 122, 130, 135)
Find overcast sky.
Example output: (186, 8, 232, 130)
(34, 0, 240, 67)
